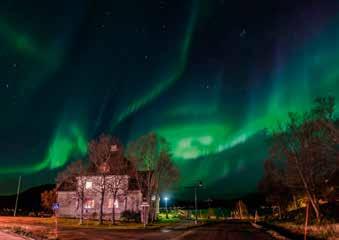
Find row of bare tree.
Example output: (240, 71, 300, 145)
(56, 132, 179, 224)
(259, 97, 338, 223)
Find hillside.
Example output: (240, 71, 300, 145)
(0, 184, 55, 213)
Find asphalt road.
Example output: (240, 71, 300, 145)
(58, 221, 274, 240)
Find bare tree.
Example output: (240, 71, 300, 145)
(270, 97, 338, 223)
(41, 189, 57, 213)
(234, 200, 248, 219)
(56, 160, 87, 224)
(105, 142, 132, 224)
(126, 132, 179, 222)
(156, 151, 179, 193)
(88, 134, 122, 224)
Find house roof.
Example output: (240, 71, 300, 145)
(128, 177, 139, 191)
(57, 159, 152, 193)
(57, 174, 142, 192)
(57, 177, 76, 191)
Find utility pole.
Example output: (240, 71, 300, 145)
(206, 198, 212, 219)
(185, 181, 203, 224)
(14, 176, 21, 217)
(194, 187, 198, 224)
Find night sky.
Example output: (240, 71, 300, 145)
(1, 0, 339, 198)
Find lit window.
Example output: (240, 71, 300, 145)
(110, 144, 118, 152)
(108, 198, 119, 209)
(84, 199, 95, 209)
(85, 181, 92, 189)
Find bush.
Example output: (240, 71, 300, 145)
(28, 211, 37, 217)
(120, 210, 140, 222)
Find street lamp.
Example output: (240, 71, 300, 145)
(164, 196, 169, 219)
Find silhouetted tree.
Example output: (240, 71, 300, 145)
(88, 134, 122, 224)
(258, 159, 291, 218)
(56, 160, 88, 224)
(41, 189, 57, 213)
(269, 97, 338, 223)
(234, 200, 248, 219)
(104, 140, 133, 224)
(126, 132, 179, 222)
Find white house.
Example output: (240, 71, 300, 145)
(57, 175, 142, 220)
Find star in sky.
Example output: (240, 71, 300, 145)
(240, 28, 247, 37)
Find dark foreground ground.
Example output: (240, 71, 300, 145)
(58, 221, 273, 240)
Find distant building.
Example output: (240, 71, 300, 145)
(57, 175, 142, 220)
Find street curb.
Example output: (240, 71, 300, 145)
(251, 222, 290, 240)
(252, 222, 324, 240)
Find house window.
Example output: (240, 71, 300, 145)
(84, 199, 95, 209)
(85, 181, 92, 189)
(108, 198, 119, 209)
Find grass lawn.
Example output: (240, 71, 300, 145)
(276, 222, 338, 240)
(156, 212, 181, 223)
(0, 216, 156, 230)
(0, 216, 147, 239)
(0, 214, 216, 240)
(0, 215, 202, 239)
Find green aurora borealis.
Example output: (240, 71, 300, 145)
(0, 0, 338, 196)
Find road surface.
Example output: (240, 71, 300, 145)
(0, 230, 26, 240)
(58, 221, 274, 240)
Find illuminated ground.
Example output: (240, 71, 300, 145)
(0, 217, 273, 240)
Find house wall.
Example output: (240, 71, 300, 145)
(57, 191, 77, 218)
(57, 175, 142, 220)
(126, 190, 142, 212)
(81, 190, 142, 220)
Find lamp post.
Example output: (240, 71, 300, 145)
(164, 197, 169, 219)
(195, 181, 203, 224)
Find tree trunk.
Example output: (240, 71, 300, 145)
(150, 202, 156, 222)
(111, 192, 117, 224)
(155, 194, 160, 221)
(278, 204, 282, 219)
(112, 202, 116, 224)
(99, 190, 105, 224)
(239, 202, 243, 220)
(311, 195, 320, 224)
(305, 190, 320, 224)
(124, 195, 127, 211)
(295, 160, 320, 223)
(98, 176, 106, 225)
(293, 195, 298, 209)
(80, 198, 84, 225)
(304, 201, 309, 240)
(146, 189, 153, 223)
